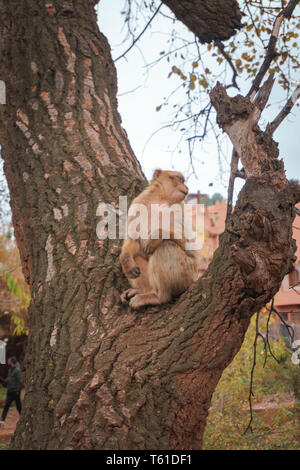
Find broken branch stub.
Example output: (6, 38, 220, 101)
(210, 82, 286, 189)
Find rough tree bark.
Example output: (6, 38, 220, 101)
(161, 0, 242, 43)
(0, 0, 298, 450)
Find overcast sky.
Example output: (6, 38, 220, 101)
(98, 0, 300, 199)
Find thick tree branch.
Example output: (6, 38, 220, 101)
(223, 0, 299, 218)
(161, 0, 242, 43)
(210, 77, 286, 187)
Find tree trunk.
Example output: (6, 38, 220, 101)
(0, 0, 299, 450)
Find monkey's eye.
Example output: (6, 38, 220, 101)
(170, 175, 184, 185)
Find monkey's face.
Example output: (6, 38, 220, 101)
(155, 170, 189, 203)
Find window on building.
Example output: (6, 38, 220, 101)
(288, 268, 300, 288)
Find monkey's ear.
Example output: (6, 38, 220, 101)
(152, 169, 162, 180)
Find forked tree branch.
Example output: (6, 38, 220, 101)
(222, 0, 299, 208)
(210, 76, 285, 184)
(247, 0, 299, 98)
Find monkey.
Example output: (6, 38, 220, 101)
(120, 169, 201, 310)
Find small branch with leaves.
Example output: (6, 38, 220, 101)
(243, 312, 266, 435)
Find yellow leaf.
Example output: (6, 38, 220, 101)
(172, 65, 182, 75)
(199, 78, 209, 89)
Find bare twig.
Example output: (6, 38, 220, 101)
(243, 296, 297, 435)
(215, 40, 240, 90)
(185, 104, 212, 142)
(265, 307, 280, 364)
(267, 83, 300, 134)
(244, 312, 261, 435)
(115, 2, 163, 63)
(289, 280, 300, 296)
(266, 298, 282, 363)
(270, 299, 295, 345)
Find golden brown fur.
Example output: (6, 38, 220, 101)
(120, 169, 200, 309)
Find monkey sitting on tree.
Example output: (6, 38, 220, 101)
(120, 169, 201, 310)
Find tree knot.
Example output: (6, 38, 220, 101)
(230, 245, 256, 275)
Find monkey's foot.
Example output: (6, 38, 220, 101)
(129, 292, 161, 310)
(121, 288, 139, 304)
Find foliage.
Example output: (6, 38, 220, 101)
(0, 443, 10, 450)
(1, 271, 30, 311)
(203, 313, 300, 450)
(0, 384, 6, 401)
(0, 271, 29, 336)
(0, 228, 29, 336)
(207, 193, 224, 205)
(10, 315, 29, 337)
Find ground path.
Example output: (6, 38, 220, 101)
(0, 409, 18, 445)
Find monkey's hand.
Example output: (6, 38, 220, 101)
(120, 252, 141, 279)
(143, 238, 162, 256)
(121, 288, 139, 303)
(127, 265, 141, 279)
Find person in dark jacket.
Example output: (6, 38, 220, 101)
(0, 356, 22, 426)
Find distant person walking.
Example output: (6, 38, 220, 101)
(0, 357, 22, 427)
